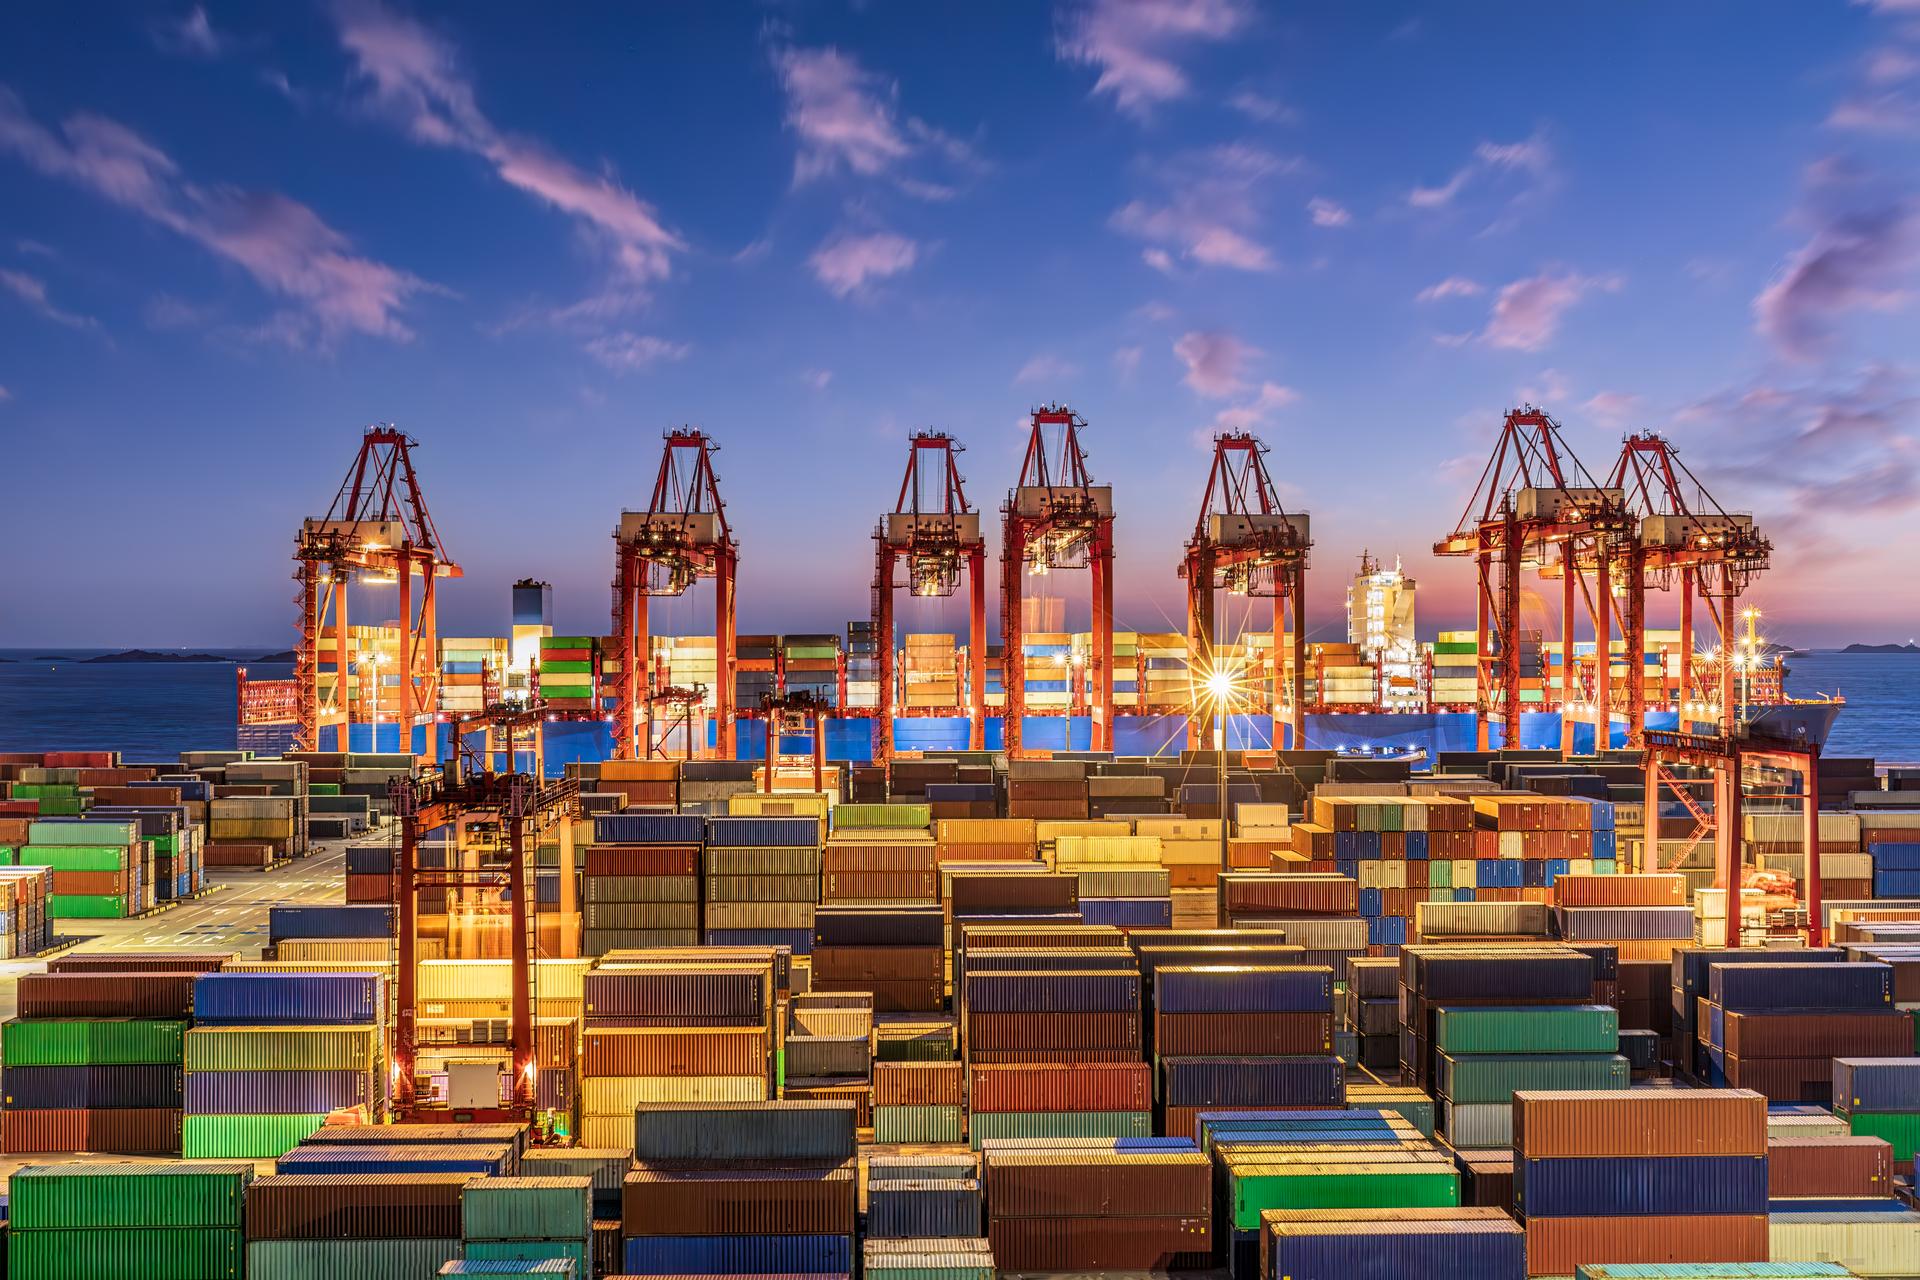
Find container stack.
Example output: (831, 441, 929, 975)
(823, 828, 939, 906)
(1055, 834, 1172, 929)
(1835, 1057, 1920, 1168)
(583, 812, 704, 955)
(864, 1237, 996, 1280)
(579, 955, 775, 1149)
(935, 817, 1038, 863)
(1701, 962, 1897, 1101)
(1672, 947, 1846, 1081)
(245, 1171, 469, 1277)
(1151, 964, 1343, 1140)
(812, 904, 945, 1011)
(1347, 956, 1400, 1071)
(866, 1152, 982, 1238)
(1432, 1003, 1626, 1148)
(0, 862, 54, 956)
(873, 1061, 965, 1142)
(6, 1162, 252, 1280)
(537, 636, 598, 713)
(1513, 1088, 1769, 1275)
(1217, 872, 1367, 974)
(623, 1100, 858, 1275)
(460, 1176, 594, 1274)
(903, 632, 959, 710)
(982, 1143, 1212, 1270)
(703, 814, 821, 953)
(597, 759, 678, 811)
(1258, 1207, 1526, 1280)
(12, 817, 149, 918)
(183, 970, 385, 1158)
(784, 991, 873, 1126)
(1008, 760, 1089, 820)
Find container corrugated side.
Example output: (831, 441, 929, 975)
(1264, 1217, 1526, 1280)
(1769, 1210, 1920, 1278)
(1524, 1215, 1767, 1277)
(8, 1161, 252, 1227)
(242, 1238, 462, 1280)
(630, 1100, 856, 1162)
(1513, 1089, 1766, 1157)
(5, 1228, 243, 1279)
(1516, 1154, 1768, 1218)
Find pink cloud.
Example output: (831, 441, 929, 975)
(774, 47, 911, 182)
(1111, 142, 1293, 273)
(1212, 380, 1298, 432)
(808, 231, 919, 298)
(1015, 353, 1080, 386)
(1482, 269, 1621, 352)
(1174, 329, 1257, 397)
(1581, 391, 1642, 425)
(584, 332, 690, 373)
(1055, 0, 1252, 117)
(1307, 197, 1350, 228)
(1228, 90, 1295, 124)
(0, 86, 425, 344)
(1409, 128, 1553, 209)
(1754, 199, 1920, 361)
(0, 267, 97, 330)
(1416, 276, 1483, 303)
(152, 5, 226, 58)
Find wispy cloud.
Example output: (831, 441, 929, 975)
(332, 0, 683, 291)
(0, 384, 10, 402)
(1015, 353, 1080, 385)
(772, 45, 981, 197)
(801, 368, 832, 390)
(1306, 196, 1350, 228)
(808, 231, 919, 298)
(1482, 268, 1622, 352)
(584, 332, 690, 373)
(1408, 127, 1554, 213)
(1174, 329, 1257, 397)
(0, 267, 98, 331)
(1211, 380, 1298, 434)
(152, 6, 226, 58)
(1415, 275, 1483, 303)
(0, 85, 427, 345)
(1112, 141, 1296, 273)
(1753, 162, 1920, 362)
(1582, 390, 1642, 425)
(1228, 90, 1295, 124)
(1055, 0, 1252, 118)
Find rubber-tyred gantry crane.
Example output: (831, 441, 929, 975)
(612, 430, 737, 760)
(872, 433, 987, 760)
(1181, 432, 1311, 750)
(294, 426, 460, 760)
(1002, 405, 1116, 755)
(1435, 408, 1631, 752)
(1609, 432, 1770, 741)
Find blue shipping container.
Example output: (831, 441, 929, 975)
(592, 813, 705, 845)
(620, 1235, 851, 1275)
(705, 817, 821, 848)
(191, 973, 380, 1025)
(1708, 963, 1892, 1011)
(1517, 1154, 1768, 1218)
(1265, 1218, 1525, 1280)
(1161, 1056, 1345, 1108)
(1154, 966, 1331, 1013)
(267, 904, 396, 942)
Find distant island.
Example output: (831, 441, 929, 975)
(1842, 642, 1920, 653)
(254, 651, 298, 663)
(81, 649, 241, 664)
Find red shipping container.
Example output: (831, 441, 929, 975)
(969, 1061, 1152, 1112)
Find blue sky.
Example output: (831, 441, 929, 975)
(2, 1, 1917, 649)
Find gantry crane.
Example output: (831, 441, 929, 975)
(612, 431, 738, 760)
(294, 426, 460, 760)
(1001, 405, 1116, 755)
(1609, 432, 1770, 741)
(1180, 433, 1311, 750)
(872, 433, 988, 760)
(1435, 408, 1631, 752)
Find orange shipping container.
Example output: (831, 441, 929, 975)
(1523, 1214, 1766, 1277)
(1514, 1089, 1766, 1158)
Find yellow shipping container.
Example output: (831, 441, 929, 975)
(582, 1074, 767, 1114)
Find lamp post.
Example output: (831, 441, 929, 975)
(1205, 668, 1235, 872)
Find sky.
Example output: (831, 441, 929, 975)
(2, 1, 1918, 651)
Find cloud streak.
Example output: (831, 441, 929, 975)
(1111, 141, 1295, 273)
(584, 332, 690, 373)
(1754, 194, 1920, 362)
(808, 231, 919, 298)
(0, 267, 98, 331)
(1055, 0, 1252, 117)
(1174, 329, 1257, 396)
(772, 45, 980, 198)
(1482, 268, 1621, 352)
(1408, 128, 1554, 211)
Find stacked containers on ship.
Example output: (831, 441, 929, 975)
(866, 1152, 983, 1239)
(982, 1141, 1211, 1270)
(813, 903, 945, 1012)
(963, 931, 1151, 1146)
(703, 814, 821, 954)
(0, 952, 225, 1154)
(183, 968, 386, 1157)
(578, 955, 774, 1150)
(622, 1100, 857, 1275)
(244, 1169, 472, 1278)
(461, 1176, 594, 1273)
(537, 636, 598, 713)
(9, 817, 148, 918)
(1700, 961, 1897, 1102)
(1513, 1088, 1769, 1276)
(6, 1162, 251, 1280)
(584, 811, 703, 955)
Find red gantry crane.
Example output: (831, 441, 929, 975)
(872, 433, 988, 760)
(1435, 408, 1631, 752)
(612, 430, 738, 760)
(1181, 433, 1311, 751)
(1002, 405, 1116, 756)
(293, 426, 460, 761)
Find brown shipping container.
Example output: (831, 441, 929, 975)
(17, 973, 195, 1019)
(51, 871, 130, 895)
(1, 1108, 181, 1155)
(581, 1026, 768, 1078)
(1513, 1089, 1766, 1157)
(1723, 1055, 1838, 1103)
(1723, 1010, 1914, 1059)
(966, 1010, 1141, 1053)
(585, 845, 701, 877)
(622, 1162, 856, 1235)
(1153, 1012, 1333, 1056)
(1768, 1135, 1894, 1198)
(582, 969, 767, 1021)
(1524, 1214, 1767, 1277)
(810, 947, 943, 981)
(245, 1173, 473, 1239)
(204, 842, 274, 867)
(823, 844, 936, 873)
(969, 1062, 1153, 1113)
(823, 871, 938, 902)
(1007, 780, 1088, 802)
(875, 1061, 963, 1107)
(48, 952, 231, 974)
(984, 1150, 1210, 1217)
(782, 1079, 872, 1128)
(1008, 800, 1089, 820)
(813, 976, 944, 1013)
(936, 842, 1036, 862)
(1553, 873, 1686, 906)
(989, 1214, 1211, 1270)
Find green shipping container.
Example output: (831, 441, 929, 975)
(542, 636, 597, 650)
(185, 1025, 379, 1071)
(9, 1163, 252, 1228)
(1226, 1162, 1460, 1230)
(18, 845, 128, 870)
(785, 645, 839, 660)
(183, 1112, 329, 1158)
(3, 1017, 187, 1066)
(541, 683, 594, 699)
(462, 1177, 593, 1241)
(310, 782, 341, 796)
(867, 1263, 995, 1280)
(876, 1026, 958, 1061)
(1433, 641, 1477, 655)
(461, 1240, 591, 1272)
(1849, 1111, 1920, 1162)
(1431, 1005, 1619, 1054)
(26, 819, 137, 845)
(834, 804, 932, 830)
(1436, 1052, 1630, 1104)
(1428, 861, 1453, 888)
(49, 893, 130, 918)
(873, 1104, 964, 1144)
(244, 1238, 462, 1280)
(540, 659, 594, 675)
(9, 784, 79, 799)
(967, 1109, 1151, 1149)
(7, 1228, 243, 1280)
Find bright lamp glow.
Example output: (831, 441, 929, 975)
(1206, 671, 1234, 703)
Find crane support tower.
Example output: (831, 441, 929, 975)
(1001, 405, 1116, 756)
(294, 426, 461, 760)
(872, 433, 988, 760)
(1180, 432, 1311, 750)
(1608, 433, 1770, 743)
(1435, 408, 1631, 752)
(612, 430, 738, 761)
